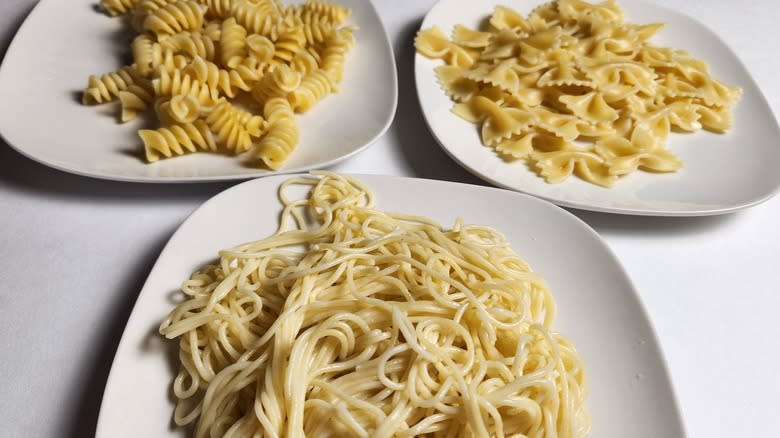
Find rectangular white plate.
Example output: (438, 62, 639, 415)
(415, 0, 780, 216)
(0, 0, 397, 182)
(96, 174, 685, 437)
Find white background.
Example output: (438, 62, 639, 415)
(0, 0, 778, 436)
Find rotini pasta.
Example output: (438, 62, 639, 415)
(139, 120, 217, 161)
(82, 65, 142, 104)
(85, 0, 355, 167)
(416, 0, 741, 187)
(142, 0, 206, 40)
(100, 0, 142, 16)
(205, 99, 266, 152)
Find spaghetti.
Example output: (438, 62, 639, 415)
(160, 172, 589, 437)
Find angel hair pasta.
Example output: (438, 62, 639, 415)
(159, 172, 590, 438)
(84, 0, 355, 169)
(415, 0, 741, 187)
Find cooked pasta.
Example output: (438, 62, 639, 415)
(83, 0, 355, 168)
(415, 0, 741, 187)
(139, 120, 217, 161)
(160, 172, 590, 438)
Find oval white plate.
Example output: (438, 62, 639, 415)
(0, 0, 397, 182)
(415, 0, 780, 216)
(96, 174, 685, 437)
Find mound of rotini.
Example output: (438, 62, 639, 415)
(87, 0, 356, 167)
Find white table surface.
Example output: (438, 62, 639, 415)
(1, 0, 778, 436)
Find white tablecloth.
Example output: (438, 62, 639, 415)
(0, 0, 778, 436)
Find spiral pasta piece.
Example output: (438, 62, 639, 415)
(231, 0, 282, 37)
(139, 120, 218, 161)
(254, 97, 297, 168)
(82, 65, 142, 104)
(250, 64, 302, 105)
(159, 32, 217, 61)
(118, 83, 156, 122)
(205, 99, 266, 152)
(246, 34, 275, 64)
(295, 10, 336, 45)
(318, 27, 354, 84)
(129, 0, 180, 30)
(271, 25, 306, 65)
(289, 69, 334, 113)
(297, 0, 350, 24)
(100, 0, 141, 16)
(143, 0, 206, 40)
(183, 56, 252, 98)
(220, 17, 248, 68)
(197, 0, 233, 19)
(156, 94, 202, 125)
(288, 48, 320, 75)
(153, 68, 218, 106)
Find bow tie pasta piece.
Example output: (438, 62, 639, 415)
(594, 135, 683, 175)
(531, 150, 616, 187)
(558, 91, 619, 124)
(415, 27, 478, 68)
(415, 0, 740, 186)
(83, 0, 355, 168)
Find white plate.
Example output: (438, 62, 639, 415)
(0, 0, 397, 182)
(415, 0, 780, 216)
(96, 174, 685, 437)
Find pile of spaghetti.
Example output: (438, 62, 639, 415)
(160, 173, 589, 437)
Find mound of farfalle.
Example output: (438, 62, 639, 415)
(416, 0, 741, 187)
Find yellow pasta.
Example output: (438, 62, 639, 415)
(416, 0, 741, 187)
(160, 173, 590, 438)
(84, 0, 355, 168)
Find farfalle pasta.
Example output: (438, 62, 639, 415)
(416, 0, 741, 187)
(84, 0, 355, 167)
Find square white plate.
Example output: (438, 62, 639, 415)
(96, 174, 685, 437)
(415, 0, 780, 216)
(0, 0, 397, 182)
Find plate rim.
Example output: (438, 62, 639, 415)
(0, 0, 399, 184)
(95, 172, 687, 437)
(413, 0, 780, 216)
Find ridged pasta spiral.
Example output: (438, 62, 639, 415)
(118, 83, 156, 122)
(231, 0, 282, 37)
(153, 68, 218, 106)
(139, 120, 217, 162)
(82, 65, 142, 104)
(129, 0, 179, 30)
(197, 0, 233, 19)
(297, 0, 350, 24)
(288, 47, 320, 75)
(246, 34, 275, 64)
(182, 56, 252, 98)
(100, 0, 142, 16)
(205, 99, 266, 152)
(143, 0, 206, 40)
(289, 69, 333, 112)
(293, 10, 336, 45)
(255, 97, 298, 169)
(318, 27, 354, 84)
(159, 32, 216, 61)
(134, 35, 189, 75)
(271, 25, 306, 65)
(220, 17, 248, 68)
(155, 94, 202, 125)
(251, 64, 302, 104)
